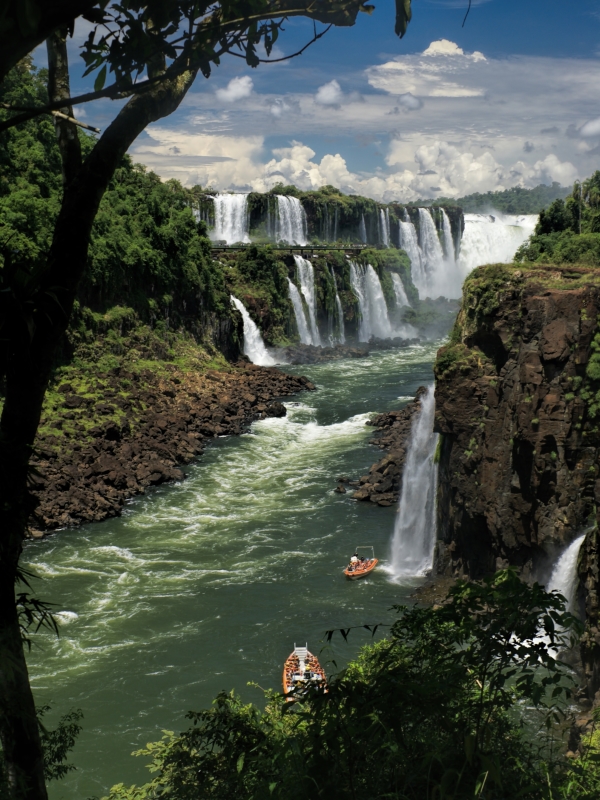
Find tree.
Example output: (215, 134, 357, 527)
(0, 3, 413, 799)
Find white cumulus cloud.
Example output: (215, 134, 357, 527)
(367, 39, 486, 98)
(579, 117, 600, 138)
(215, 76, 254, 103)
(315, 80, 343, 107)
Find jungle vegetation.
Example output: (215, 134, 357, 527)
(516, 173, 600, 265)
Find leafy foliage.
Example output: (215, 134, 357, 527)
(103, 571, 587, 800)
(37, 706, 83, 781)
(516, 173, 600, 265)
(424, 183, 570, 215)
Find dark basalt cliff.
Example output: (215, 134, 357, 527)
(433, 263, 600, 696)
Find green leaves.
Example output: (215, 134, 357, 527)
(94, 65, 108, 92)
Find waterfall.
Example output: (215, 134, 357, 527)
(379, 208, 390, 248)
(390, 385, 439, 578)
(212, 194, 250, 244)
(441, 209, 455, 263)
(399, 213, 426, 296)
(547, 534, 586, 613)
(417, 208, 466, 300)
(274, 196, 308, 244)
(418, 208, 445, 293)
(333, 206, 339, 242)
(391, 273, 409, 308)
(458, 213, 538, 274)
(349, 261, 393, 341)
(335, 295, 346, 344)
(294, 256, 321, 345)
(287, 278, 313, 344)
(330, 268, 346, 344)
(359, 214, 367, 244)
(230, 296, 275, 366)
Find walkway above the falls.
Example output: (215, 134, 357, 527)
(211, 244, 369, 256)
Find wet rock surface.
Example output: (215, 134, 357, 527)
(338, 387, 426, 507)
(29, 363, 313, 536)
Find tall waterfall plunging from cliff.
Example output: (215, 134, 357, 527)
(547, 534, 586, 613)
(392, 273, 409, 308)
(380, 209, 391, 248)
(399, 213, 427, 293)
(417, 208, 465, 299)
(335, 295, 346, 344)
(441, 209, 456, 262)
(331, 268, 346, 344)
(230, 296, 275, 366)
(273, 196, 307, 244)
(390, 385, 439, 579)
(458, 213, 537, 273)
(287, 278, 312, 344)
(349, 262, 393, 341)
(294, 256, 321, 345)
(212, 194, 250, 244)
(359, 214, 367, 244)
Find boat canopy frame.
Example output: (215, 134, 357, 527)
(354, 546, 375, 559)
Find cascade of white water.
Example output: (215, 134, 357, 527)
(275, 196, 307, 244)
(417, 208, 466, 300)
(441, 209, 455, 263)
(547, 534, 586, 613)
(212, 194, 250, 244)
(380, 208, 390, 247)
(335, 295, 346, 344)
(458, 213, 538, 274)
(287, 278, 313, 344)
(349, 262, 393, 341)
(330, 268, 346, 344)
(399, 215, 427, 296)
(230, 296, 275, 366)
(294, 255, 321, 345)
(391, 273, 409, 308)
(390, 385, 439, 578)
(359, 214, 367, 244)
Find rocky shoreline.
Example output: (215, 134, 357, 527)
(336, 387, 426, 507)
(28, 362, 313, 537)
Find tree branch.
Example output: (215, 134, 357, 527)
(46, 28, 82, 186)
(0, 2, 368, 134)
(227, 22, 332, 63)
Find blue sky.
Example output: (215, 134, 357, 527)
(38, 0, 600, 200)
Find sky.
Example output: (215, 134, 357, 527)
(35, 0, 600, 201)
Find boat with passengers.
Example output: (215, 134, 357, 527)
(344, 546, 378, 579)
(283, 644, 327, 701)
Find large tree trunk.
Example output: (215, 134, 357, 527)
(0, 50, 197, 799)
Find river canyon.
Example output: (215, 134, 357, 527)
(22, 194, 596, 797)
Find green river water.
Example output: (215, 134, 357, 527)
(23, 342, 439, 798)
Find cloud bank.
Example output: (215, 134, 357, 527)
(130, 39, 599, 201)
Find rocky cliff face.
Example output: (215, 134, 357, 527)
(434, 263, 600, 694)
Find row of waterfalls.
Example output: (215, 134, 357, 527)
(207, 193, 536, 303)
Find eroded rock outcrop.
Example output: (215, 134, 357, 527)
(434, 263, 600, 695)
(339, 388, 426, 506)
(29, 364, 312, 535)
